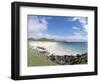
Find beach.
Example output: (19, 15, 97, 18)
(29, 41, 87, 56)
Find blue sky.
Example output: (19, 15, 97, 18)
(28, 15, 88, 42)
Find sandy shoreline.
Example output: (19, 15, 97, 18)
(29, 41, 87, 56)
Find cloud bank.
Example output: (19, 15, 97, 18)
(70, 17, 88, 41)
(28, 16, 48, 38)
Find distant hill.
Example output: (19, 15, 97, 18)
(28, 37, 66, 42)
(28, 38, 36, 41)
(37, 38, 56, 41)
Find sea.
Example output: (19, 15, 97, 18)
(29, 41, 87, 56)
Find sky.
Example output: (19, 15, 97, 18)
(28, 15, 88, 42)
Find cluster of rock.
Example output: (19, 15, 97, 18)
(48, 53, 87, 65)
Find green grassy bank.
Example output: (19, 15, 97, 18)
(28, 46, 57, 66)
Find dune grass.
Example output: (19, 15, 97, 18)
(28, 46, 57, 66)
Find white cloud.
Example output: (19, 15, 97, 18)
(83, 24, 88, 32)
(68, 17, 88, 41)
(43, 16, 52, 20)
(72, 26, 80, 30)
(72, 17, 87, 24)
(28, 16, 48, 38)
(71, 17, 88, 32)
(66, 32, 87, 42)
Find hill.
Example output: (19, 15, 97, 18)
(28, 37, 67, 42)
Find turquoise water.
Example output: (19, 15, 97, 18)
(58, 42, 87, 55)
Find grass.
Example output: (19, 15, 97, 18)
(28, 46, 57, 66)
